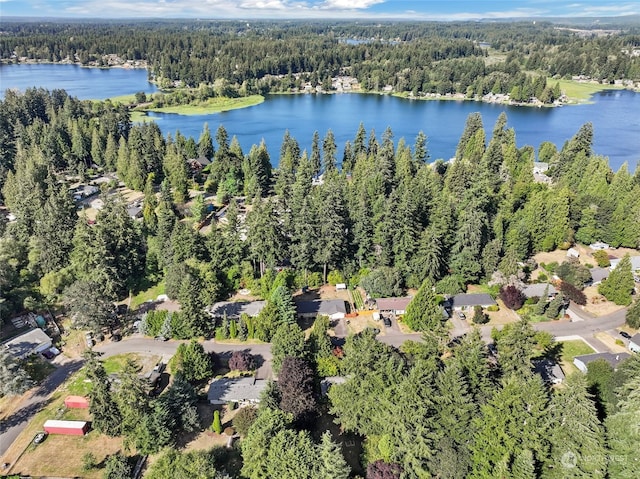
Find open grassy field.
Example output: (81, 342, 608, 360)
(548, 78, 624, 102)
(148, 95, 264, 115)
(558, 339, 595, 375)
(130, 281, 166, 309)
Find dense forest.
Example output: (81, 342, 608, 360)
(2, 21, 640, 99)
(1, 87, 639, 326)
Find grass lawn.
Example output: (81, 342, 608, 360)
(130, 110, 154, 123)
(548, 78, 624, 102)
(558, 339, 596, 375)
(148, 95, 264, 115)
(130, 281, 166, 309)
(1, 387, 125, 479)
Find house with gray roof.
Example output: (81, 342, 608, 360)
(532, 359, 565, 384)
(296, 300, 347, 320)
(589, 267, 610, 285)
(207, 301, 266, 319)
(573, 352, 631, 373)
(451, 293, 496, 311)
(4, 328, 53, 360)
(207, 377, 266, 405)
(523, 283, 557, 299)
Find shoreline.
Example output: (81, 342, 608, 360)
(5, 60, 639, 110)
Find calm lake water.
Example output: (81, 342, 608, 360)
(1, 63, 638, 171)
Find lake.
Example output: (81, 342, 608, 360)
(1, 63, 638, 171)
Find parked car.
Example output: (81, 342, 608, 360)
(620, 331, 632, 339)
(155, 336, 168, 341)
(457, 312, 466, 320)
(41, 350, 55, 360)
(33, 432, 47, 445)
(383, 317, 392, 327)
(153, 362, 165, 374)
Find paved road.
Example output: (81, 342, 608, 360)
(0, 304, 628, 459)
(0, 358, 83, 457)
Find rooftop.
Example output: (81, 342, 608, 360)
(574, 352, 631, 370)
(532, 359, 565, 384)
(3, 328, 52, 359)
(629, 333, 640, 345)
(296, 299, 347, 316)
(610, 255, 640, 271)
(589, 267, 610, 284)
(376, 297, 413, 311)
(207, 301, 266, 318)
(522, 283, 557, 299)
(207, 377, 266, 403)
(451, 293, 497, 309)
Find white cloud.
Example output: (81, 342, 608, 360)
(321, 0, 384, 9)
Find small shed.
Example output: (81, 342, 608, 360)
(64, 396, 89, 409)
(43, 420, 90, 436)
(567, 247, 580, 258)
(335, 283, 347, 291)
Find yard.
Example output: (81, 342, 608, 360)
(1, 389, 125, 479)
(558, 339, 595, 375)
(2, 353, 161, 478)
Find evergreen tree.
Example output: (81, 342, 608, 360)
(271, 323, 306, 374)
(212, 409, 223, 434)
(403, 279, 445, 332)
(317, 431, 350, 479)
(270, 285, 296, 324)
(197, 122, 214, 160)
(241, 409, 291, 479)
(322, 129, 337, 172)
(599, 254, 635, 305)
(544, 373, 606, 479)
(626, 298, 640, 329)
(470, 374, 549, 478)
(0, 349, 34, 396)
(310, 130, 321, 177)
(85, 354, 121, 436)
(606, 376, 640, 479)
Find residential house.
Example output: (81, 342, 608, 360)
(296, 300, 347, 320)
(589, 267, 610, 286)
(628, 334, 640, 353)
(206, 301, 266, 320)
(187, 156, 211, 176)
(126, 204, 143, 219)
(532, 358, 566, 384)
(4, 328, 53, 360)
(451, 293, 497, 311)
(72, 184, 99, 202)
(208, 377, 266, 405)
(573, 352, 631, 373)
(376, 297, 413, 316)
(522, 283, 557, 300)
(610, 255, 640, 281)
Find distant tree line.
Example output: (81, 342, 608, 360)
(2, 21, 640, 98)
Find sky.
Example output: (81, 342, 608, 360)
(1, 0, 639, 20)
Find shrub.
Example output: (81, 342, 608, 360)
(233, 406, 258, 436)
(486, 305, 500, 312)
(82, 452, 97, 471)
(558, 281, 587, 306)
(537, 272, 548, 282)
(212, 410, 222, 434)
(499, 285, 525, 310)
(367, 460, 403, 479)
(472, 305, 489, 324)
(327, 270, 345, 286)
(228, 350, 256, 371)
(593, 250, 611, 268)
